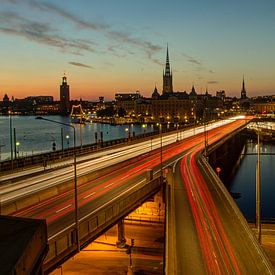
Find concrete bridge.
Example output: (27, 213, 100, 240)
(1, 116, 274, 274)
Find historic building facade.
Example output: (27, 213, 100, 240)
(115, 48, 223, 123)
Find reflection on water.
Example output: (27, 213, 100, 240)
(0, 115, 154, 160)
(229, 141, 275, 222)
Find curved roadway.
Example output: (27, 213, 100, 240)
(169, 118, 274, 274)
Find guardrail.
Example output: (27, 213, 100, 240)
(0, 122, 203, 173)
(43, 176, 163, 273)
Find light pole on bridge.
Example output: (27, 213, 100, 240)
(256, 124, 262, 244)
(36, 116, 80, 251)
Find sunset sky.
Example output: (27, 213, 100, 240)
(0, 0, 275, 100)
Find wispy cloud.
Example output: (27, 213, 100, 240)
(207, 80, 219, 84)
(180, 52, 215, 74)
(30, 1, 162, 63)
(68, 61, 94, 69)
(1, 1, 162, 64)
(30, 0, 108, 31)
(181, 53, 202, 66)
(0, 11, 96, 54)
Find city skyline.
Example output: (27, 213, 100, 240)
(1, 0, 275, 100)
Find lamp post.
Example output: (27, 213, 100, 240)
(125, 127, 129, 140)
(9, 112, 13, 168)
(256, 126, 261, 244)
(0, 144, 5, 161)
(158, 123, 163, 179)
(203, 110, 208, 159)
(16, 141, 20, 158)
(36, 117, 80, 251)
(66, 134, 70, 148)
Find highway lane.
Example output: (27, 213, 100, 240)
(0, 116, 244, 205)
(9, 118, 247, 237)
(172, 118, 274, 274)
(11, 129, 223, 238)
(10, 132, 200, 236)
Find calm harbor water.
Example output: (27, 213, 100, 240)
(0, 115, 154, 160)
(229, 141, 275, 222)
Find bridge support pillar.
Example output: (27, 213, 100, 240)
(116, 219, 126, 248)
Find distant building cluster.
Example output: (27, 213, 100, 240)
(0, 47, 274, 120)
(0, 73, 106, 116)
(114, 47, 248, 124)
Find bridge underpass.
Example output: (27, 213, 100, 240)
(43, 176, 163, 273)
(50, 191, 165, 275)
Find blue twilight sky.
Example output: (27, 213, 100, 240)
(0, 0, 275, 100)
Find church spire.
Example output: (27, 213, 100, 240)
(165, 44, 171, 76)
(162, 44, 173, 94)
(241, 75, 247, 99)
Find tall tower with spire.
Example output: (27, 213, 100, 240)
(60, 74, 70, 115)
(241, 76, 247, 99)
(162, 45, 173, 94)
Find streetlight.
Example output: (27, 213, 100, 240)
(16, 141, 20, 158)
(0, 144, 5, 161)
(256, 124, 261, 243)
(142, 124, 146, 135)
(176, 123, 179, 141)
(9, 98, 14, 169)
(9, 111, 13, 167)
(125, 127, 130, 140)
(157, 123, 163, 179)
(36, 116, 80, 251)
(203, 110, 208, 159)
(66, 134, 70, 148)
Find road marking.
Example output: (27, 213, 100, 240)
(104, 182, 115, 189)
(83, 192, 96, 199)
(55, 204, 72, 213)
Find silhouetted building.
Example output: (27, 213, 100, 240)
(115, 92, 141, 101)
(60, 74, 70, 115)
(216, 90, 226, 102)
(25, 96, 53, 104)
(2, 94, 10, 114)
(115, 48, 223, 123)
(241, 77, 247, 99)
(152, 85, 160, 99)
(163, 46, 173, 94)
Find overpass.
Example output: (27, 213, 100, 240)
(0, 116, 274, 274)
(165, 119, 274, 274)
